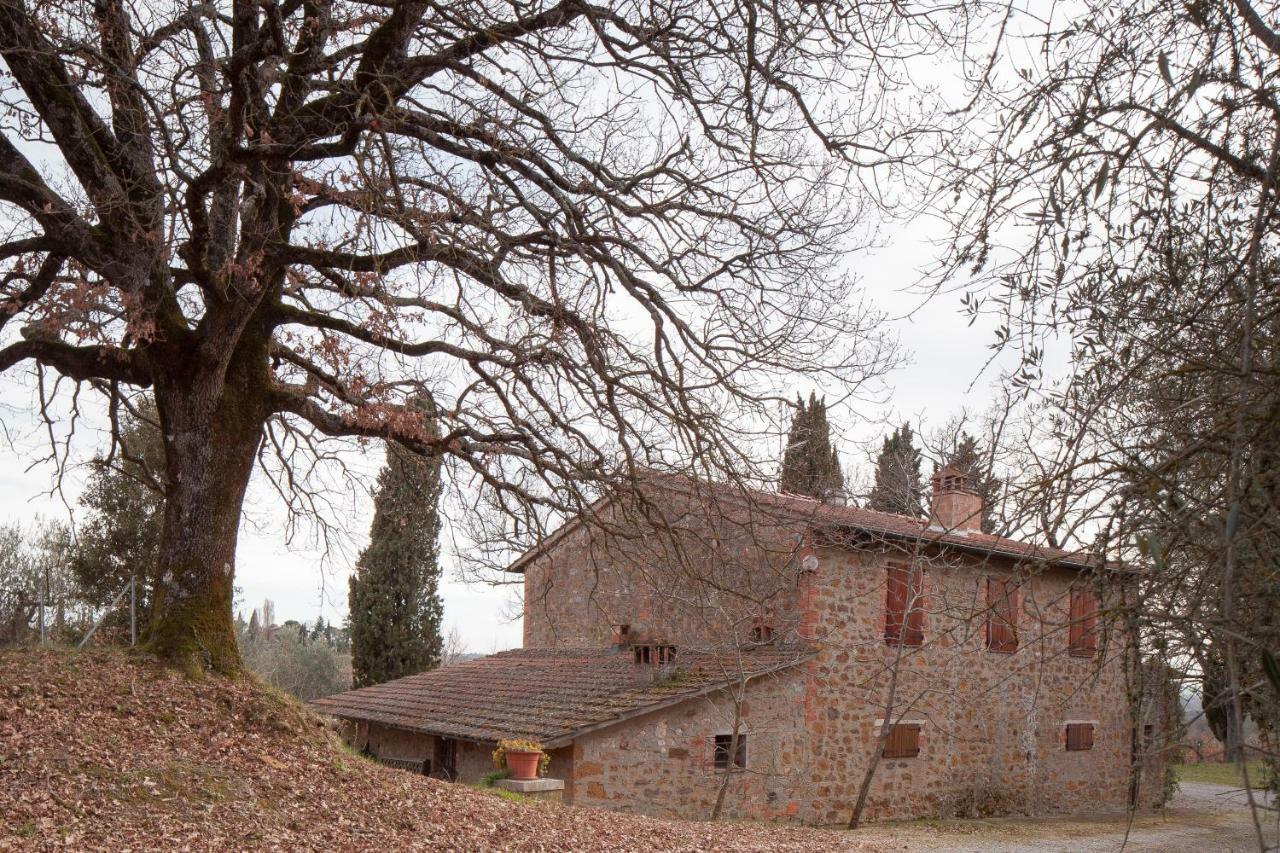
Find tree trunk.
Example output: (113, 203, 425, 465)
(848, 645, 904, 829)
(710, 687, 745, 820)
(144, 338, 268, 675)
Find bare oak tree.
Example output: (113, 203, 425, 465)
(0, 0, 973, 672)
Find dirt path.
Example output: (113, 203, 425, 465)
(850, 783, 1277, 852)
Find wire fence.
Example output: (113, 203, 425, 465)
(1, 575, 137, 649)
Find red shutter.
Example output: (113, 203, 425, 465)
(882, 724, 921, 758)
(986, 576, 1019, 652)
(1068, 586, 1098, 656)
(885, 566, 907, 645)
(885, 566, 925, 646)
(1065, 723, 1094, 751)
(904, 567, 925, 646)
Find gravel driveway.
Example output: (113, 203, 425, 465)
(849, 783, 1277, 852)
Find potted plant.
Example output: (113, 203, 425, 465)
(493, 738, 549, 781)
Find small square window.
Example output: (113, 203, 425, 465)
(713, 733, 747, 769)
(882, 724, 921, 758)
(1065, 723, 1094, 751)
(634, 643, 676, 665)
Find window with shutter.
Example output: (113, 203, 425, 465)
(986, 576, 1019, 653)
(884, 565, 925, 647)
(1065, 723, 1094, 751)
(1068, 585, 1098, 656)
(882, 723, 921, 758)
(713, 733, 747, 769)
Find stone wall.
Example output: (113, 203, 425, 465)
(798, 542, 1134, 823)
(513, 494, 1151, 824)
(570, 669, 812, 821)
(521, 493, 805, 651)
(341, 722, 577, 790)
(354, 723, 494, 783)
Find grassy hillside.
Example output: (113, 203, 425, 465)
(1175, 762, 1268, 787)
(0, 649, 872, 851)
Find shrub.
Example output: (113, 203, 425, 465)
(479, 768, 510, 788)
(241, 629, 351, 701)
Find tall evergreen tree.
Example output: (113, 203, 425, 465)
(349, 403, 445, 688)
(779, 393, 845, 500)
(70, 399, 165, 624)
(866, 423, 925, 517)
(942, 432, 1003, 534)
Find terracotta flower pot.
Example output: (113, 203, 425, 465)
(505, 749, 542, 780)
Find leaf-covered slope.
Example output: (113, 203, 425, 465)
(0, 649, 872, 851)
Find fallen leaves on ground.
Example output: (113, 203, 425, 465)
(0, 648, 886, 852)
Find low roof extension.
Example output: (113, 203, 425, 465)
(311, 645, 811, 749)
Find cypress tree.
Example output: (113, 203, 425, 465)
(943, 432, 1003, 533)
(780, 394, 812, 495)
(866, 423, 925, 517)
(779, 393, 844, 500)
(348, 402, 445, 687)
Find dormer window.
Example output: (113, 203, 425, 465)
(634, 643, 677, 666)
(749, 617, 774, 644)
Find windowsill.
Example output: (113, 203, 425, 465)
(985, 647, 1018, 654)
(1067, 649, 1097, 658)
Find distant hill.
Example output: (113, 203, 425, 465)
(0, 648, 870, 851)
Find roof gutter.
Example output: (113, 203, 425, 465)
(832, 524, 1100, 572)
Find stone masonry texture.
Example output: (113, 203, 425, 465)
(513, 487, 1149, 824)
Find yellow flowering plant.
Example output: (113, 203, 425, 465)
(492, 738, 550, 776)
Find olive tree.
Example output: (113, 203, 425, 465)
(938, 0, 1280, 838)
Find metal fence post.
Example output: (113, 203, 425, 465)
(78, 579, 132, 649)
(37, 589, 45, 645)
(129, 575, 136, 646)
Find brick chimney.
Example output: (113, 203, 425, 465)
(929, 465, 982, 532)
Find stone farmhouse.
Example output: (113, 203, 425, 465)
(314, 468, 1168, 823)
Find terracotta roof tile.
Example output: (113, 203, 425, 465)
(311, 646, 810, 748)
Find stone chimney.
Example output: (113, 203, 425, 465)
(929, 465, 982, 532)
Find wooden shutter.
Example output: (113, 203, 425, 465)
(904, 568, 925, 646)
(882, 724, 921, 758)
(986, 576, 1019, 652)
(1068, 586, 1098, 656)
(885, 567, 907, 645)
(885, 566, 925, 646)
(1065, 723, 1094, 751)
